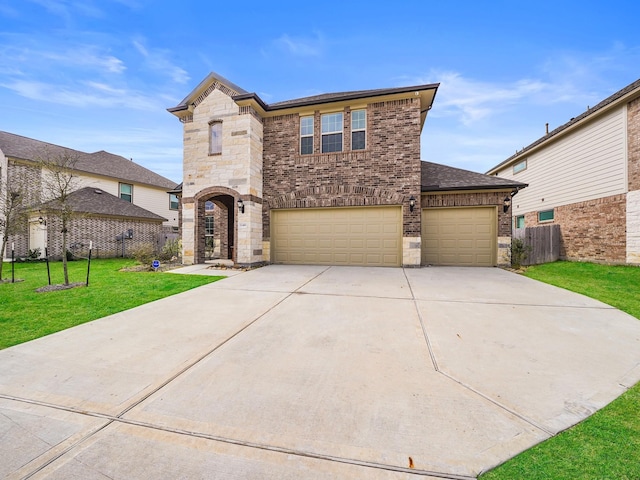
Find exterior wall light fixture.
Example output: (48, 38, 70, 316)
(503, 196, 512, 213)
(409, 195, 416, 212)
(237, 198, 245, 214)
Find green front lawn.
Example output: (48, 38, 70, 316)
(0, 258, 222, 349)
(482, 261, 640, 480)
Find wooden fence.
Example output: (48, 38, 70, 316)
(513, 224, 560, 265)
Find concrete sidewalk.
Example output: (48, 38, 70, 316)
(1, 265, 639, 479)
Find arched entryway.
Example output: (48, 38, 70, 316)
(194, 187, 240, 264)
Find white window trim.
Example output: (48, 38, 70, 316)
(300, 116, 314, 155)
(209, 121, 222, 155)
(513, 159, 527, 174)
(321, 112, 343, 153)
(119, 183, 133, 203)
(351, 109, 366, 150)
(169, 193, 179, 211)
(538, 209, 554, 223)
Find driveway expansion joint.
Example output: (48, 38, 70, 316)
(404, 268, 440, 372)
(1, 394, 474, 480)
(435, 372, 554, 436)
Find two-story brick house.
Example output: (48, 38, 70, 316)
(169, 72, 524, 267)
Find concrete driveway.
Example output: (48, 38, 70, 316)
(1, 265, 639, 479)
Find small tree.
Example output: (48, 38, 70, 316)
(38, 148, 81, 285)
(511, 237, 532, 269)
(0, 182, 27, 280)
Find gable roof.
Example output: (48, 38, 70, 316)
(167, 70, 248, 114)
(236, 83, 440, 111)
(422, 161, 527, 192)
(168, 71, 439, 128)
(487, 77, 640, 174)
(39, 187, 167, 221)
(0, 131, 178, 189)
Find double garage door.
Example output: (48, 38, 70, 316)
(271, 205, 496, 267)
(271, 206, 402, 267)
(422, 207, 496, 267)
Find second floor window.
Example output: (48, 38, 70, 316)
(209, 121, 222, 155)
(351, 109, 366, 150)
(169, 194, 179, 210)
(300, 116, 314, 155)
(119, 183, 132, 203)
(321, 112, 343, 153)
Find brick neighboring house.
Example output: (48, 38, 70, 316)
(487, 78, 640, 264)
(169, 72, 525, 267)
(0, 131, 179, 259)
(37, 187, 167, 259)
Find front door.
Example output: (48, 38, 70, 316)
(29, 220, 47, 258)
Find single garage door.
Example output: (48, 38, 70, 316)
(422, 207, 496, 266)
(271, 206, 402, 266)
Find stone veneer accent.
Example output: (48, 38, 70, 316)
(522, 194, 627, 263)
(180, 84, 264, 265)
(402, 237, 421, 266)
(626, 190, 640, 264)
(497, 236, 512, 266)
(262, 98, 422, 252)
(628, 97, 640, 192)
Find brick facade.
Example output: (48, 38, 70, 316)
(45, 216, 163, 259)
(262, 98, 422, 240)
(522, 194, 627, 263)
(6, 161, 42, 257)
(422, 191, 512, 237)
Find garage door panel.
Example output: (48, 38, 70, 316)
(272, 206, 402, 267)
(422, 207, 496, 267)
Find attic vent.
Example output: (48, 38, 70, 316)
(94, 189, 102, 194)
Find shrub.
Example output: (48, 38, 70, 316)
(160, 238, 181, 262)
(129, 242, 156, 266)
(511, 238, 531, 269)
(27, 248, 41, 260)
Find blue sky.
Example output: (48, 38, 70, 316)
(1, 0, 639, 184)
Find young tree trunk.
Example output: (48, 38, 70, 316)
(0, 236, 7, 280)
(62, 223, 69, 285)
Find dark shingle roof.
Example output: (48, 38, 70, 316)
(168, 71, 438, 115)
(487, 77, 640, 173)
(39, 187, 167, 221)
(256, 84, 440, 110)
(422, 161, 527, 192)
(0, 131, 178, 189)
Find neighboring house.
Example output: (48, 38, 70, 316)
(487, 78, 640, 264)
(37, 187, 167, 258)
(0, 131, 179, 259)
(168, 72, 525, 267)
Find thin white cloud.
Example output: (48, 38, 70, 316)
(0, 79, 162, 110)
(417, 71, 548, 126)
(42, 48, 126, 74)
(0, 41, 126, 75)
(132, 36, 189, 84)
(273, 33, 324, 57)
(27, 0, 104, 19)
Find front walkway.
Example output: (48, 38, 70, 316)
(1, 266, 639, 479)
